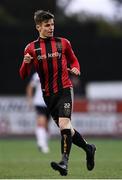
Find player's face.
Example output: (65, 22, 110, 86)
(36, 19, 54, 38)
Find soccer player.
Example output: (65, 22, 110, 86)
(26, 72, 50, 153)
(19, 10, 96, 176)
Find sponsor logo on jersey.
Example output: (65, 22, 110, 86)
(37, 52, 61, 61)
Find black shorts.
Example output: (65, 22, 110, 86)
(43, 88, 73, 123)
(35, 106, 50, 120)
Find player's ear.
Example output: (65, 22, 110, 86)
(36, 25, 40, 31)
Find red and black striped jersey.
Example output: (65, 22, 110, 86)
(20, 37, 80, 96)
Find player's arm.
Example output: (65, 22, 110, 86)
(65, 39, 80, 76)
(19, 43, 33, 79)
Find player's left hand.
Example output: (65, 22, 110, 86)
(67, 67, 80, 75)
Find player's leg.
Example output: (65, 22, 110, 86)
(51, 117, 72, 176)
(71, 127, 96, 170)
(51, 88, 73, 176)
(69, 87, 96, 171)
(35, 106, 50, 153)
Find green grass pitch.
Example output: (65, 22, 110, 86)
(0, 137, 122, 179)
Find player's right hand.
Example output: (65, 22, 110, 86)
(24, 53, 33, 64)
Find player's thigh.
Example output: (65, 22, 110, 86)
(58, 88, 73, 119)
(43, 95, 59, 126)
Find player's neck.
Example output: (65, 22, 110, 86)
(40, 35, 47, 39)
(39, 34, 51, 39)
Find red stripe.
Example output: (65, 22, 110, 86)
(51, 38, 58, 93)
(61, 39, 72, 88)
(40, 41, 49, 96)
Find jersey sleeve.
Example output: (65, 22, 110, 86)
(64, 39, 80, 71)
(19, 43, 33, 80)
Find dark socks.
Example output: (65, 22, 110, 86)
(61, 129, 72, 163)
(72, 129, 88, 152)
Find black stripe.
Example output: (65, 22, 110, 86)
(55, 37, 63, 91)
(34, 40, 45, 90)
(45, 39, 54, 94)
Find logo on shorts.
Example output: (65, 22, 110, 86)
(64, 103, 71, 116)
(64, 103, 70, 109)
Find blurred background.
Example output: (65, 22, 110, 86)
(0, 0, 122, 95)
(0, 0, 122, 178)
(0, 0, 122, 137)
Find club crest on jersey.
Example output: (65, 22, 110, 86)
(56, 42, 62, 50)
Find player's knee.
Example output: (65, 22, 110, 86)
(59, 118, 71, 130)
(70, 124, 75, 136)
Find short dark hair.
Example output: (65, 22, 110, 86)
(34, 10, 54, 24)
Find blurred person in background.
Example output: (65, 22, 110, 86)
(26, 72, 50, 153)
(20, 10, 96, 176)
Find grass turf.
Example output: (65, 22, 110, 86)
(0, 137, 122, 179)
